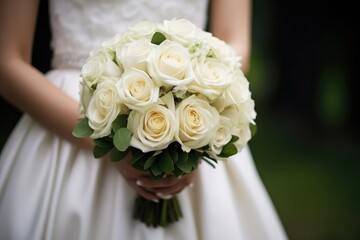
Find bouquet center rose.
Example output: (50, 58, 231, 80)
(73, 18, 256, 227)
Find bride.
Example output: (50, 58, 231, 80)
(0, 0, 287, 239)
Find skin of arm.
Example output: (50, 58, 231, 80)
(209, 0, 252, 73)
(0, 0, 93, 150)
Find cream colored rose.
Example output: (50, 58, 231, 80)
(86, 79, 123, 138)
(116, 39, 154, 72)
(125, 20, 159, 42)
(81, 50, 123, 89)
(175, 95, 220, 152)
(207, 36, 241, 70)
(208, 116, 233, 156)
(79, 82, 93, 115)
(127, 104, 177, 152)
(147, 40, 194, 87)
(160, 18, 197, 46)
(117, 69, 159, 112)
(188, 57, 232, 102)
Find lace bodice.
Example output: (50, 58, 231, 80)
(49, 0, 209, 69)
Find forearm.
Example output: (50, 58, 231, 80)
(210, 0, 252, 73)
(0, 58, 93, 150)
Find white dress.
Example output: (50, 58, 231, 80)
(0, 0, 288, 239)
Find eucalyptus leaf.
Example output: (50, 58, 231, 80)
(151, 32, 166, 45)
(94, 138, 113, 148)
(93, 145, 112, 158)
(72, 118, 93, 138)
(131, 148, 146, 164)
(150, 163, 164, 177)
(230, 135, 240, 143)
(113, 128, 132, 151)
(112, 114, 128, 133)
(110, 148, 129, 162)
(250, 124, 257, 137)
(219, 143, 238, 157)
(175, 151, 193, 173)
(144, 155, 156, 170)
(158, 150, 174, 173)
(169, 146, 179, 163)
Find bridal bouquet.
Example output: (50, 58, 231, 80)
(73, 18, 256, 227)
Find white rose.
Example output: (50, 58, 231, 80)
(208, 116, 233, 156)
(147, 40, 194, 87)
(128, 103, 177, 152)
(160, 18, 198, 46)
(117, 69, 159, 112)
(125, 20, 159, 42)
(86, 79, 123, 138)
(212, 70, 251, 112)
(175, 95, 220, 152)
(188, 57, 232, 102)
(81, 49, 123, 89)
(232, 123, 252, 151)
(207, 36, 241, 70)
(116, 39, 154, 72)
(79, 82, 93, 115)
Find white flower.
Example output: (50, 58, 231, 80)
(175, 95, 220, 152)
(147, 40, 194, 87)
(188, 57, 232, 102)
(117, 69, 159, 112)
(160, 18, 198, 46)
(207, 36, 241, 70)
(208, 116, 233, 156)
(86, 79, 123, 138)
(127, 96, 177, 152)
(125, 20, 159, 42)
(116, 39, 154, 72)
(79, 82, 93, 115)
(81, 49, 123, 89)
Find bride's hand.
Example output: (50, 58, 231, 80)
(108, 152, 197, 202)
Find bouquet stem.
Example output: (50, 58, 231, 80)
(133, 195, 183, 227)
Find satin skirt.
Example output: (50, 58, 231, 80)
(0, 69, 287, 240)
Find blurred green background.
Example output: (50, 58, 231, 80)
(247, 1, 359, 239)
(1, 1, 359, 239)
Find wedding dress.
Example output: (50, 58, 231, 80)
(0, 0, 288, 239)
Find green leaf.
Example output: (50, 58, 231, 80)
(131, 148, 146, 164)
(169, 146, 179, 163)
(176, 151, 193, 173)
(229, 135, 240, 143)
(93, 138, 113, 148)
(144, 155, 156, 170)
(113, 128, 132, 151)
(151, 32, 166, 45)
(219, 143, 238, 157)
(158, 150, 174, 173)
(250, 124, 257, 137)
(93, 145, 112, 158)
(150, 163, 164, 177)
(72, 118, 93, 138)
(188, 151, 200, 169)
(112, 114, 128, 133)
(110, 148, 129, 162)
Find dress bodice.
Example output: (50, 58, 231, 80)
(49, 0, 209, 69)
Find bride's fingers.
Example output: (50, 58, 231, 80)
(138, 171, 196, 196)
(125, 179, 159, 202)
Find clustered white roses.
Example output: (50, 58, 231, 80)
(79, 18, 256, 161)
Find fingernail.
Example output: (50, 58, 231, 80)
(152, 198, 159, 203)
(136, 180, 143, 186)
(156, 193, 173, 199)
(176, 175, 182, 179)
(189, 183, 194, 188)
